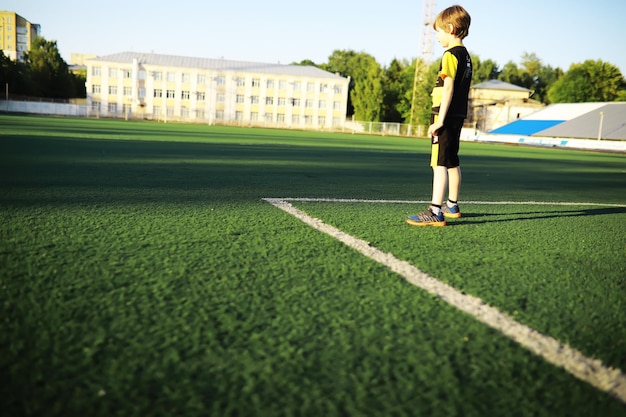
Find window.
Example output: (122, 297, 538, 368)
(91, 102, 101, 112)
(181, 106, 189, 117)
(250, 112, 259, 121)
(307, 82, 315, 92)
(318, 116, 326, 126)
(153, 71, 163, 81)
(215, 76, 225, 86)
(92, 85, 101, 94)
(216, 93, 225, 103)
(292, 81, 301, 90)
(153, 105, 160, 115)
(123, 69, 132, 79)
(196, 92, 205, 101)
(182, 90, 190, 100)
(236, 95, 245, 104)
(182, 73, 190, 83)
(236, 77, 245, 87)
(166, 90, 175, 98)
(92, 67, 101, 76)
(122, 104, 131, 115)
(154, 89, 163, 98)
(277, 97, 286, 106)
(196, 109, 205, 119)
(266, 80, 275, 89)
(166, 107, 174, 117)
(277, 113, 285, 123)
(197, 74, 206, 84)
(319, 100, 326, 109)
(108, 68, 117, 78)
(250, 96, 259, 104)
(305, 99, 314, 108)
(138, 88, 145, 98)
(235, 111, 243, 121)
(304, 115, 313, 125)
(265, 97, 274, 105)
(291, 98, 300, 106)
(108, 103, 117, 114)
(167, 72, 176, 82)
(333, 85, 342, 94)
(319, 84, 328, 93)
(138, 70, 146, 80)
(292, 114, 300, 124)
(123, 86, 132, 96)
(108, 86, 117, 95)
(251, 78, 260, 87)
(278, 80, 287, 90)
(333, 101, 341, 110)
(264, 113, 273, 122)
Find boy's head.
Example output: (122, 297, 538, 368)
(433, 5, 471, 39)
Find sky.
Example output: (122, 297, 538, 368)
(4, 0, 626, 74)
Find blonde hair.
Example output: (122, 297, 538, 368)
(433, 5, 471, 39)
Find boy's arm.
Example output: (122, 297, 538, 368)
(428, 76, 454, 136)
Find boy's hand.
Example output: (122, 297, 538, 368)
(428, 120, 444, 137)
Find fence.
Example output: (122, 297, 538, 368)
(0, 99, 429, 138)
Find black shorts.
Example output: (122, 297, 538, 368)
(430, 114, 463, 168)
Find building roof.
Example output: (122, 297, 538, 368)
(472, 79, 532, 92)
(536, 103, 626, 140)
(488, 102, 626, 140)
(88, 51, 347, 80)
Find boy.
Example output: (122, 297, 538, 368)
(406, 5, 472, 227)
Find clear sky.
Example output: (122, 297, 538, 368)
(4, 0, 625, 74)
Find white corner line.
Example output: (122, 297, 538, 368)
(263, 197, 626, 404)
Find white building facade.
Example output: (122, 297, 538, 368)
(85, 52, 350, 129)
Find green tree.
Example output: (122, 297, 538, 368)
(0, 50, 34, 96)
(325, 50, 383, 119)
(352, 59, 383, 121)
(520, 52, 561, 103)
(547, 59, 626, 103)
(471, 56, 500, 84)
(407, 59, 439, 129)
(381, 58, 409, 122)
(25, 37, 76, 98)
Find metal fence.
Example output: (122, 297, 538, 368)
(0, 99, 430, 138)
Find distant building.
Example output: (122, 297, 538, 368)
(0, 10, 41, 61)
(85, 52, 350, 128)
(470, 79, 544, 132)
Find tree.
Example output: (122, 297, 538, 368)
(407, 59, 439, 128)
(381, 58, 409, 122)
(325, 50, 383, 119)
(352, 59, 383, 121)
(519, 52, 561, 103)
(25, 37, 76, 98)
(471, 56, 500, 84)
(547, 59, 626, 103)
(0, 50, 34, 96)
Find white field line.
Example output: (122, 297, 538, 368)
(268, 197, 626, 208)
(263, 197, 626, 404)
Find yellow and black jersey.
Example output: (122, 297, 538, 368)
(431, 45, 472, 118)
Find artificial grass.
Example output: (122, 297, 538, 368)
(1, 115, 625, 416)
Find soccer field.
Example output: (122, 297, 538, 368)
(1, 115, 625, 416)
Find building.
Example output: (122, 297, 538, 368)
(85, 52, 350, 129)
(469, 79, 544, 132)
(0, 10, 41, 61)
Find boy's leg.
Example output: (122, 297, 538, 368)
(447, 166, 461, 202)
(431, 166, 448, 212)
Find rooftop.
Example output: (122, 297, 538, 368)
(88, 52, 347, 80)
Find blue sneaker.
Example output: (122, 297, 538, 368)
(406, 208, 446, 227)
(441, 202, 461, 219)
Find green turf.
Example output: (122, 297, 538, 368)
(1, 115, 625, 416)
